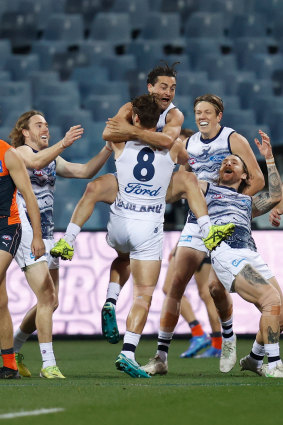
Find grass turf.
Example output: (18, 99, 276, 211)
(0, 338, 282, 425)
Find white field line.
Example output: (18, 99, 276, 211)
(0, 408, 65, 419)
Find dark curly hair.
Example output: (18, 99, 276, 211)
(132, 94, 160, 128)
(147, 62, 179, 86)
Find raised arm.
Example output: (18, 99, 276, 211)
(252, 131, 282, 218)
(17, 125, 84, 170)
(230, 132, 265, 196)
(55, 142, 113, 179)
(103, 103, 184, 149)
(5, 148, 45, 259)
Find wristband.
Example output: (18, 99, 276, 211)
(266, 157, 275, 165)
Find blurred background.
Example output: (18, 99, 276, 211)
(0, 0, 283, 231)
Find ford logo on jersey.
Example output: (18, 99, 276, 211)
(125, 183, 161, 196)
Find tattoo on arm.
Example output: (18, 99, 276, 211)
(252, 165, 282, 215)
(267, 325, 280, 344)
(240, 264, 268, 286)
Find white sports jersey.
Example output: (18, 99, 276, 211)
(156, 103, 176, 133)
(205, 183, 256, 250)
(17, 147, 56, 239)
(110, 141, 175, 223)
(186, 126, 234, 183)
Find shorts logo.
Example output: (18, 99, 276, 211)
(154, 227, 158, 233)
(30, 252, 35, 259)
(2, 235, 12, 241)
(232, 258, 246, 267)
(179, 235, 192, 242)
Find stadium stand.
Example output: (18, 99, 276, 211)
(0, 0, 282, 229)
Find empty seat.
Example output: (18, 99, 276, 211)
(236, 124, 271, 160)
(222, 95, 241, 110)
(172, 95, 193, 119)
(223, 71, 256, 96)
(36, 96, 79, 125)
(4, 54, 40, 81)
(89, 13, 132, 47)
(139, 13, 184, 48)
(32, 40, 68, 70)
(179, 80, 226, 100)
(0, 99, 32, 125)
(33, 80, 80, 109)
(28, 70, 59, 99)
(127, 40, 165, 72)
(101, 55, 137, 81)
(84, 95, 122, 121)
(79, 80, 130, 105)
(237, 79, 273, 108)
(0, 126, 12, 142)
(176, 71, 209, 97)
(228, 14, 269, 39)
(0, 39, 12, 68)
(79, 40, 116, 66)
(0, 70, 10, 81)
(262, 108, 283, 144)
(247, 53, 283, 79)
(272, 69, 283, 95)
(0, 81, 32, 104)
(111, 0, 150, 31)
(233, 37, 272, 69)
(54, 108, 93, 133)
(48, 125, 64, 145)
(184, 12, 225, 39)
(221, 109, 256, 128)
(185, 38, 224, 68)
(252, 95, 283, 124)
(0, 11, 39, 49)
(194, 54, 238, 79)
(65, 0, 104, 32)
(42, 13, 84, 45)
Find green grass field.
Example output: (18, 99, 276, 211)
(0, 338, 282, 425)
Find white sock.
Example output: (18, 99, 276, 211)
(157, 330, 174, 361)
(121, 331, 141, 361)
(221, 317, 235, 341)
(64, 222, 81, 247)
(264, 343, 281, 370)
(197, 215, 211, 238)
(106, 282, 122, 304)
(40, 342, 56, 368)
(14, 328, 31, 353)
(252, 340, 265, 357)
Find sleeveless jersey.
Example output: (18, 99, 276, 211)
(17, 146, 56, 239)
(0, 140, 20, 224)
(205, 183, 256, 250)
(186, 126, 234, 183)
(110, 142, 175, 223)
(156, 103, 176, 133)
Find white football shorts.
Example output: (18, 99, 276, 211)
(211, 241, 274, 292)
(106, 214, 163, 260)
(178, 222, 208, 254)
(14, 227, 59, 270)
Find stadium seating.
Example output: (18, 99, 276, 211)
(89, 13, 132, 47)
(42, 13, 84, 46)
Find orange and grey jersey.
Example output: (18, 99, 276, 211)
(186, 126, 234, 184)
(0, 139, 20, 224)
(156, 103, 176, 133)
(110, 141, 175, 223)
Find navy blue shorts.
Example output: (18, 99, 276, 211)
(0, 218, 22, 257)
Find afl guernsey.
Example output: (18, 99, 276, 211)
(156, 103, 176, 133)
(17, 146, 56, 239)
(205, 183, 256, 251)
(0, 140, 20, 224)
(110, 141, 175, 223)
(186, 126, 234, 183)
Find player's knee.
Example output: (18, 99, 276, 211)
(258, 285, 281, 316)
(133, 285, 154, 312)
(209, 278, 225, 300)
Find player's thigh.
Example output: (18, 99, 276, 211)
(0, 250, 13, 282)
(130, 258, 161, 287)
(24, 261, 55, 298)
(87, 173, 118, 204)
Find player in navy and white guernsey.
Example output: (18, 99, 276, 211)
(0, 139, 44, 379)
(141, 94, 265, 375)
(142, 131, 283, 378)
(10, 110, 112, 379)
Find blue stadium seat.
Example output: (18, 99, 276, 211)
(36, 96, 79, 125)
(0, 11, 39, 49)
(252, 95, 283, 124)
(42, 13, 84, 45)
(222, 95, 241, 110)
(223, 71, 256, 96)
(179, 80, 226, 100)
(194, 54, 238, 80)
(48, 125, 64, 145)
(0, 81, 32, 104)
(175, 71, 209, 97)
(89, 13, 132, 47)
(4, 54, 40, 81)
(84, 95, 122, 121)
(0, 40, 12, 68)
(235, 124, 271, 160)
(185, 38, 225, 68)
(246, 53, 283, 79)
(28, 70, 59, 100)
(221, 109, 256, 129)
(271, 12, 283, 40)
(233, 37, 273, 69)
(33, 80, 80, 109)
(237, 79, 273, 109)
(272, 69, 283, 95)
(262, 108, 283, 145)
(65, 0, 104, 32)
(32, 40, 68, 70)
(101, 55, 137, 81)
(0, 99, 32, 125)
(184, 12, 226, 39)
(17, 0, 56, 31)
(111, 0, 150, 31)
(70, 65, 109, 85)
(79, 40, 116, 66)
(126, 40, 165, 72)
(79, 80, 130, 105)
(139, 12, 184, 48)
(0, 126, 12, 142)
(54, 109, 93, 134)
(228, 14, 269, 39)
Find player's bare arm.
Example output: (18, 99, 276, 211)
(55, 142, 113, 179)
(103, 103, 183, 149)
(252, 131, 282, 217)
(5, 148, 45, 259)
(230, 132, 265, 196)
(17, 125, 84, 170)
